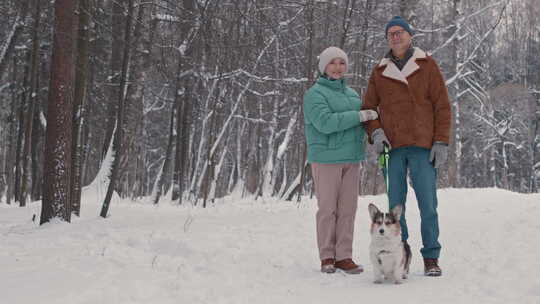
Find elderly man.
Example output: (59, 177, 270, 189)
(361, 16, 452, 276)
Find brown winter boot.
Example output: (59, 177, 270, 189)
(320, 258, 336, 273)
(334, 259, 363, 274)
(424, 258, 442, 277)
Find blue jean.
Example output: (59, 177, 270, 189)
(383, 146, 441, 259)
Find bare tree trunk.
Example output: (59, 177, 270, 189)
(172, 0, 197, 204)
(118, 2, 147, 198)
(172, 72, 189, 204)
(133, 0, 156, 199)
(526, 3, 540, 192)
(531, 90, 540, 192)
(257, 95, 280, 198)
(31, 109, 43, 200)
(14, 85, 24, 204)
(232, 120, 246, 194)
(152, 105, 176, 205)
(15, 50, 31, 205)
(125, 2, 148, 199)
(71, 0, 90, 216)
(40, 0, 77, 224)
(253, 97, 262, 200)
(5, 60, 18, 204)
(202, 81, 221, 207)
(100, 0, 134, 218)
(20, 0, 42, 206)
(0, 115, 5, 198)
(101, 0, 125, 161)
(296, 0, 315, 202)
(447, 0, 461, 187)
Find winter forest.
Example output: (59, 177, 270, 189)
(0, 0, 539, 223)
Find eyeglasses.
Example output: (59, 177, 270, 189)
(387, 30, 406, 39)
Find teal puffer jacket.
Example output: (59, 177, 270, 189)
(303, 76, 366, 164)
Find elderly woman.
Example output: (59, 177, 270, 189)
(303, 46, 378, 274)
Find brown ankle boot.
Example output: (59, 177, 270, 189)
(321, 258, 336, 273)
(424, 258, 442, 277)
(335, 259, 363, 274)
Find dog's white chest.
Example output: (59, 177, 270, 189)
(370, 242, 404, 278)
(376, 250, 400, 272)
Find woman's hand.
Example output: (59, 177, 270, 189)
(358, 110, 378, 122)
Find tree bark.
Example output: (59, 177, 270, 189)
(31, 109, 42, 200)
(101, 0, 125, 161)
(71, 0, 90, 216)
(152, 105, 176, 205)
(21, 0, 42, 206)
(40, 0, 77, 224)
(447, 0, 461, 187)
(297, 0, 315, 202)
(202, 82, 220, 207)
(171, 0, 196, 204)
(4, 59, 18, 204)
(14, 50, 31, 205)
(124, 3, 147, 199)
(100, 0, 134, 218)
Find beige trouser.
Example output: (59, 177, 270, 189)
(311, 162, 359, 261)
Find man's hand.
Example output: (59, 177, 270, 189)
(372, 128, 391, 154)
(358, 110, 378, 122)
(429, 142, 448, 168)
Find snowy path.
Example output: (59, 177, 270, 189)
(1, 188, 539, 304)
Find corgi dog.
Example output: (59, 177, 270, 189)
(368, 203, 412, 284)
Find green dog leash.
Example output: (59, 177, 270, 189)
(378, 144, 390, 209)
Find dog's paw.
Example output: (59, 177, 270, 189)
(373, 279, 383, 284)
(394, 279, 403, 285)
(402, 274, 408, 279)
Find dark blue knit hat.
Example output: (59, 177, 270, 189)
(385, 16, 414, 37)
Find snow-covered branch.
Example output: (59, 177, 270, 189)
(446, 0, 509, 87)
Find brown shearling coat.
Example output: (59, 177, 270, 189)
(362, 47, 451, 150)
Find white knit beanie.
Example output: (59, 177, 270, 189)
(318, 46, 349, 74)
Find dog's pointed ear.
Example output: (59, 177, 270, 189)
(391, 204, 403, 220)
(368, 203, 380, 221)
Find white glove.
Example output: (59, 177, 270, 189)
(429, 142, 448, 168)
(358, 110, 378, 122)
(372, 128, 391, 154)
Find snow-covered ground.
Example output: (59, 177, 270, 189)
(1, 188, 539, 304)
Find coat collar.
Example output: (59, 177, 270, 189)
(378, 47, 427, 85)
(316, 75, 346, 91)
